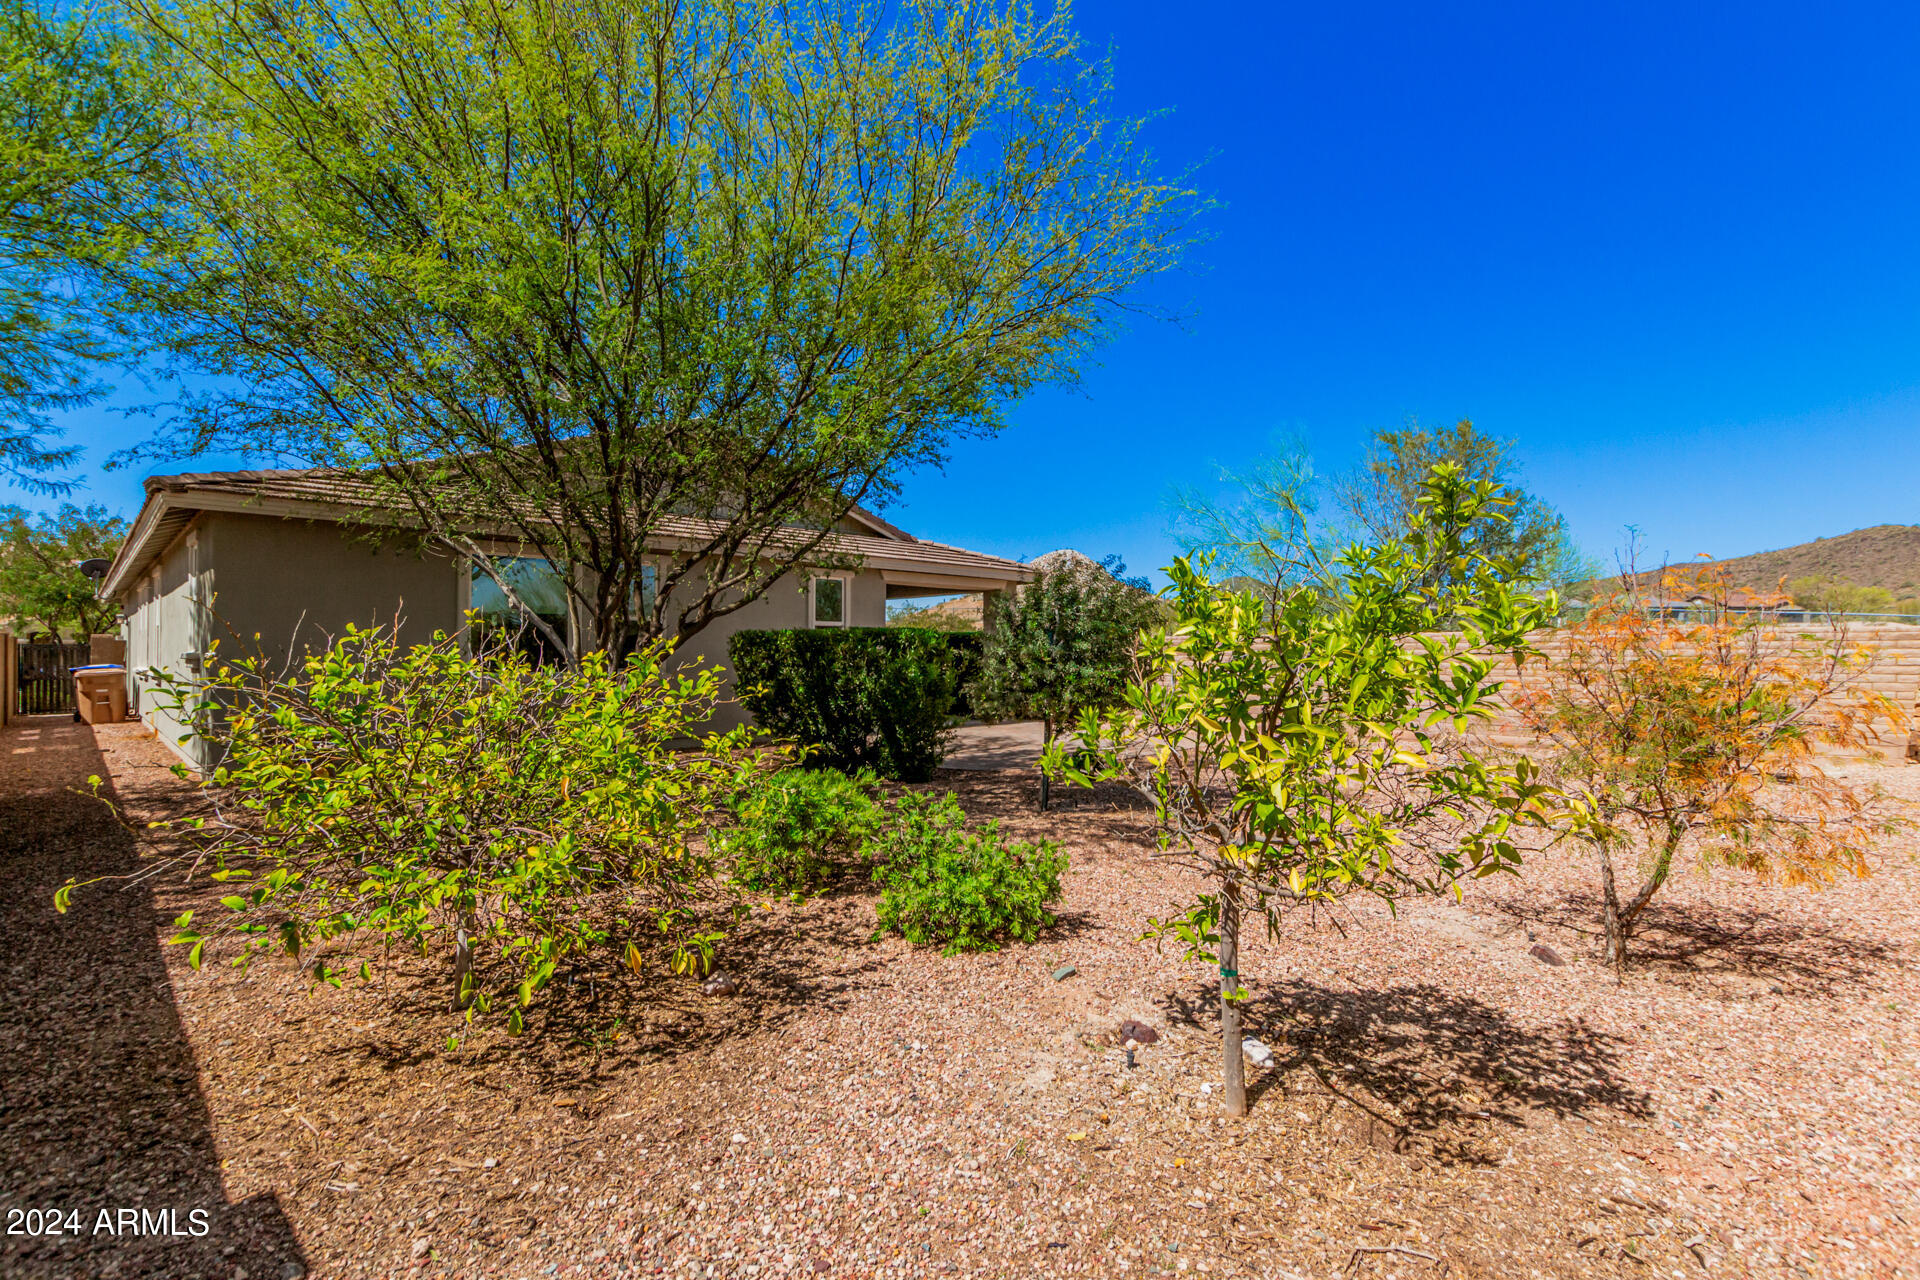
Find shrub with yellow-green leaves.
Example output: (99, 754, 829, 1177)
(62, 625, 780, 1039)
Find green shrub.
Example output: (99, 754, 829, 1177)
(63, 626, 776, 1035)
(728, 627, 971, 781)
(870, 791, 1066, 954)
(975, 560, 1161, 807)
(942, 630, 985, 719)
(718, 768, 886, 895)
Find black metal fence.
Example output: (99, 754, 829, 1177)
(15, 642, 91, 715)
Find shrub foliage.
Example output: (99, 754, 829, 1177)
(718, 767, 886, 895)
(729, 627, 970, 781)
(63, 626, 776, 1035)
(974, 558, 1161, 806)
(1518, 565, 1904, 969)
(870, 791, 1066, 954)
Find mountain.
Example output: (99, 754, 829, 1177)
(1618, 525, 1920, 595)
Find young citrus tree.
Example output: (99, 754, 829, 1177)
(1047, 467, 1556, 1116)
(1518, 566, 1903, 971)
(62, 626, 778, 1038)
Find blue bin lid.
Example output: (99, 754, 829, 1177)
(72, 664, 125, 673)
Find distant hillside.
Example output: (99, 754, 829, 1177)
(1702, 525, 1920, 594)
(1615, 525, 1920, 595)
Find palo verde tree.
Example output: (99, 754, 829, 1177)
(1167, 440, 1330, 606)
(60, 626, 780, 1040)
(1517, 565, 1903, 972)
(1, 0, 165, 494)
(97, 0, 1199, 661)
(0, 501, 126, 636)
(1047, 467, 1557, 1116)
(974, 554, 1161, 808)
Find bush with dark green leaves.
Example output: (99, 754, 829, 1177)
(869, 791, 1066, 954)
(717, 768, 886, 896)
(729, 628, 971, 781)
(974, 559, 1162, 807)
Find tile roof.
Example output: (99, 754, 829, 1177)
(107, 465, 1029, 597)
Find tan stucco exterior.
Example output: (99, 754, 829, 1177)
(106, 473, 1019, 760)
(120, 512, 464, 768)
(662, 565, 889, 730)
(201, 512, 463, 662)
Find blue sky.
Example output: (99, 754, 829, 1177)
(31, 1, 1920, 583)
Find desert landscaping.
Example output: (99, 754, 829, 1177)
(8, 3, 1920, 1277)
(5, 712, 1913, 1280)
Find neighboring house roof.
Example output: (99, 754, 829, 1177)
(102, 465, 1030, 599)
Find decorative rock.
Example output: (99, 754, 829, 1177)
(1241, 1037, 1275, 1068)
(1052, 964, 1077, 981)
(1529, 943, 1567, 967)
(280, 1264, 307, 1280)
(1118, 1019, 1159, 1045)
(701, 970, 738, 996)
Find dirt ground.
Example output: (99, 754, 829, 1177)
(3, 714, 1915, 1280)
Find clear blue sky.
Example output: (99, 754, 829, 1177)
(32, 1, 1920, 584)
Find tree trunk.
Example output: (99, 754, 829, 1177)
(452, 909, 477, 1011)
(1619, 824, 1683, 931)
(1219, 879, 1246, 1117)
(1597, 842, 1627, 976)
(1039, 716, 1052, 812)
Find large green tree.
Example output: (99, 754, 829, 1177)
(0, 502, 127, 637)
(1334, 418, 1593, 598)
(100, 0, 1197, 660)
(1, 0, 165, 494)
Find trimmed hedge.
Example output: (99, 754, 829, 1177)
(729, 628, 974, 782)
(942, 630, 984, 719)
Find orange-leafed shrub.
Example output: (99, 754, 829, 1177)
(1519, 565, 1905, 970)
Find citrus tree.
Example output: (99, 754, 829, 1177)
(62, 626, 779, 1039)
(1518, 567, 1903, 971)
(1047, 467, 1556, 1115)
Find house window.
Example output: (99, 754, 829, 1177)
(635, 565, 658, 622)
(471, 557, 570, 665)
(810, 575, 848, 628)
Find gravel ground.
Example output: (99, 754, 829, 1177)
(2, 716, 1915, 1280)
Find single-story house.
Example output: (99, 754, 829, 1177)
(98, 466, 1031, 767)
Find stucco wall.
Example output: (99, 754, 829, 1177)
(202, 512, 462, 667)
(666, 566, 888, 731)
(120, 513, 461, 768)
(116, 511, 908, 748)
(122, 520, 210, 766)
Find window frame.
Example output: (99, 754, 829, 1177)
(808, 574, 851, 629)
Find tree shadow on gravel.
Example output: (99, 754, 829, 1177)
(0, 718, 306, 1280)
(931, 767, 1155, 812)
(1157, 977, 1649, 1165)
(1486, 892, 1904, 994)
